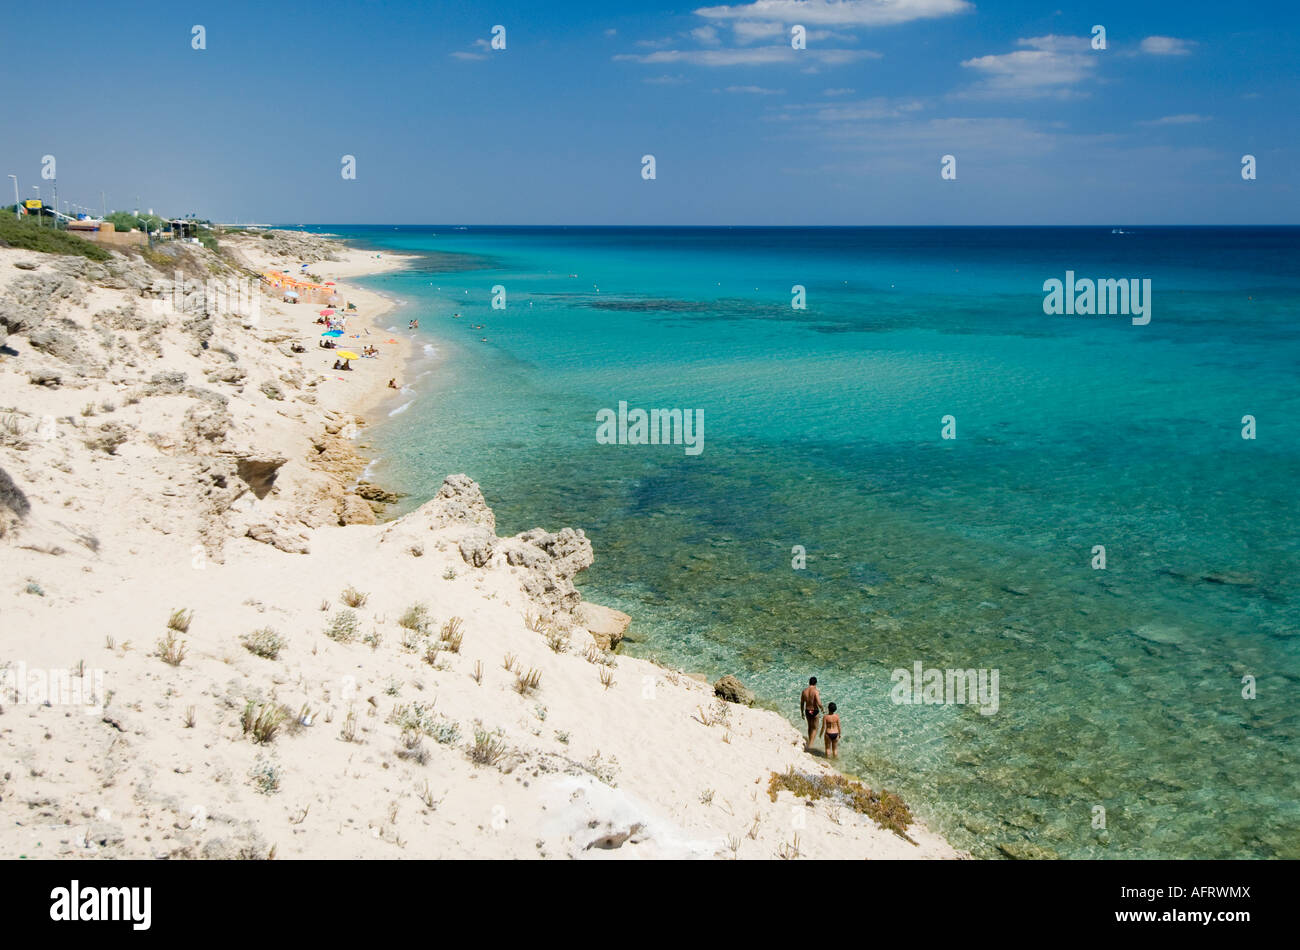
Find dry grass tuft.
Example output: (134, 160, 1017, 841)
(439, 617, 464, 653)
(340, 707, 358, 742)
(156, 630, 188, 666)
(241, 701, 288, 744)
(467, 728, 507, 766)
(340, 585, 369, 608)
(513, 667, 542, 696)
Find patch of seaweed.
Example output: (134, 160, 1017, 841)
(768, 767, 917, 845)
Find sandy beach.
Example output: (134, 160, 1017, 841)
(0, 229, 961, 860)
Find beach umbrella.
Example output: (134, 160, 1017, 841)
(325, 282, 336, 286)
(284, 290, 299, 298)
(336, 351, 361, 360)
(319, 308, 335, 316)
(321, 330, 344, 337)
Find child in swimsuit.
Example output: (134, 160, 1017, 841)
(821, 702, 841, 759)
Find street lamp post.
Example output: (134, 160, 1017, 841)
(33, 186, 41, 227)
(7, 175, 17, 220)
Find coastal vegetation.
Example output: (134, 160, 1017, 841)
(241, 701, 288, 744)
(0, 213, 109, 261)
(768, 768, 917, 844)
(240, 627, 287, 660)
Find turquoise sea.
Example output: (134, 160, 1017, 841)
(304, 225, 1298, 859)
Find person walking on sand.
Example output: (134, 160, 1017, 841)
(820, 702, 842, 759)
(800, 677, 822, 751)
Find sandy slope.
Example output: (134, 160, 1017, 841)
(0, 230, 961, 860)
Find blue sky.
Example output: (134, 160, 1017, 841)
(0, 0, 1295, 224)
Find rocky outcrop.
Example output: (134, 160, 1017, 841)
(500, 527, 594, 617)
(0, 271, 85, 337)
(458, 528, 497, 567)
(714, 675, 756, 707)
(245, 521, 310, 555)
(339, 493, 377, 526)
(355, 481, 400, 504)
(235, 229, 342, 266)
(27, 320, 103, 376)
(577, 603, 631, 651)
(425, 473, 496, 533)
(377, 475, 599, 620)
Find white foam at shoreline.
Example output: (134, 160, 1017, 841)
(389, 400, 414, 416)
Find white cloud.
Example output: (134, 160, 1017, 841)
(644, 74, 690, 84)
(694, 0, 972, 27)
(959, 35, 1097, 98)
(1140, 36, 1193, 56)
(725, 84, 786, 94)
(616, 46, 879, 66)
(1139, 113, 1210, 125)
(823, 87, 856, 96)
(692, 25, 723, 44)
(731, 19, 786, 43)
(770, 96, 924, 121)
(452, 38, 491, 60)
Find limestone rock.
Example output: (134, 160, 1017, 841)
(339, 493, 376, 525)
(205, 364, 248, 386)
(423, 473, 496, 532)
(182, 404, 232, 449)
(355, 481, 400, 504)
(145, 370, 188, 396)
(577, 603, 631, 651)
(245, 522, 310, 555)
(27, 321, 101, 374)
(0, 271, 85, 335)
(502, 527, 594, 616)
(713, 675, 755, 706)
(458, 528, 497, 567)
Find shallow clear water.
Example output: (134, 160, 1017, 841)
(313, 225, 1299, 859)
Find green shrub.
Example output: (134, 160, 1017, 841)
(0, 214, 110, 261)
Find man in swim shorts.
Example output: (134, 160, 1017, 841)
(800, 677, 821, 752)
